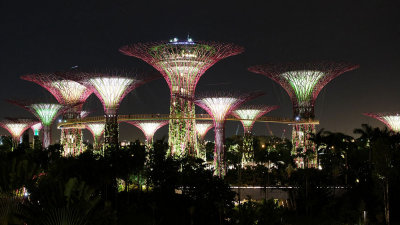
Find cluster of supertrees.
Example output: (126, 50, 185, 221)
(2, 36, 377, 177)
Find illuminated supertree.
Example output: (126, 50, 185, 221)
(31, 122, 43, 150)
(232, 105, 278, 165)
(364, 113, 400, 132)
(0, 118, 37, 149)
(195, 91, 262, 177)
(249, 62, 358, 168)
(126, 120, 169, 150)
(86, 123, 105, 152)
(8, 100, 63, 148)
(21, 72, 93, 155)
(81, 72, 154, 150)
(120, 37, 244, 157)
(195, 121, 214, 161)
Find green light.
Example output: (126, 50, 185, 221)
(31, 104, 62, 126)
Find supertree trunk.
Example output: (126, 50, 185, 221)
(33, 134, 42, 150)
(292, 124, 317, 168)
(214, 123, 226, 178)
(11, 137, 19, 150)
(242, 131, 254, 166)
(197, 137, 207, 161)
(104, 114, 119, 150)
(43, 125, 51, 148)
(61, 128, 83, 156)
(93, 135, 102, 152)
(167, 95, 197, 157)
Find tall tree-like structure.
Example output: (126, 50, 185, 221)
(82, 73, 153, 150)
(8, 100, 63, 148)
(195, 121, 214, 161)
(31, 122, 43, 150)
(232, 105, 278, 165)
(195, 91, 262, 177)
(126, 120, 169, 150)
(86, 123, 105, 152)
(364, 113, 400, 132)
(120, 37, 244, 157)
(249, 62, 358, 168)
(0, 118, 37, 149)
(21, 72, 93, 155)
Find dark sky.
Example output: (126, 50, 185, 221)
(1, 0, 400, 143)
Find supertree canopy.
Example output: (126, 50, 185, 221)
(21, 72, 93, 155)
(82, 72, 154, 150)
(8, 100, 63, 148)
(232, 105, 278, 165)
(126, 120, 169, 149)
(195, 121, 214, 160)
(86, 123, 106, 152)
(0, 118, 37, 149)
(195, 91, 263, 177)
(120, 37, 244, 157)
(364, 113, 400, 132)
(249, 62, 358, 168)
(31, 122, 43, 150)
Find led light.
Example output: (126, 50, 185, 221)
(87, 123, 105, 137)
(31, 104, 62, 126)
(364, 113, 400, 132)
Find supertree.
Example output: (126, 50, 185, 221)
(125, 120, 169, 150)
(195, 121, 214, 161)
(232, 105, 278, 165)
(249, 62, 358, 168)
(31, 122, 43, 150)
(81, 72, 155, 150)
(8, 100, 64, 148)
(86, 123, 105, 152)
(0, 118, 37, 149)
(21, 72, 93, 155)
(195, 91, 263, 177)
(120, 37, 244, 157)
(364, 113, 400, 132)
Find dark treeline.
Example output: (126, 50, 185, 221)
(1, 124, 400, 225)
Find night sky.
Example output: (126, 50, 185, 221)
(1, 0, 400, 143)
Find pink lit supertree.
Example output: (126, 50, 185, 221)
(21, 72, 93, 155)
(125, 120, 169, 150)
(195, 121, 214, 161)
(0, 118, 37, 149)
(364, 113, 400, 132)
(8, 100, 64, 148)
(120, 37, 244, 157)
(31, 122, 43, 150)
(232, 105, 278, 165)
(195, 91, 263, 177)
(81, 72, 157, 150)
(86, 123, 105, 152)
(249, 62, 358, 168)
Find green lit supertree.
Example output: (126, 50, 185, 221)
(30, 122, 43, 150)
(21, 72, 93, 156)
(120, 37, 244, 157)
(232, 105, 278, 166)
(195, 121, 214, 161)
(249, 62, 358, 168)
(0, 118, 37, 149)
(8, 100, 64, 148)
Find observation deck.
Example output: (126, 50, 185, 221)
(57, 114, 319, 129)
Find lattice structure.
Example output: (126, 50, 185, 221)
(232, 105, 278, 165)
(82, 73, 153, 150)
(8, 100, 63, 148)
(21, 72, 93, 155)
(364, 113, 400, 132)
(249, 62, 358, 168)
(195, 91, 263, 177)
(31, 122, 43, 150)
(0, 118, 37, 149)
(120, 37, 244, 157)
(126, 120, 169, 150)
(195, 121, 214, 161)
(86, 123, 105, 152)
